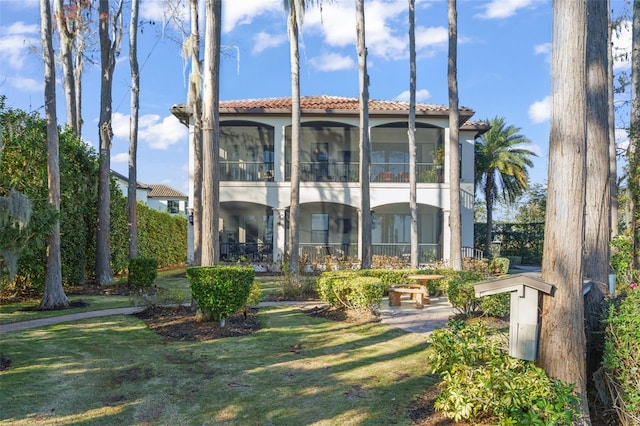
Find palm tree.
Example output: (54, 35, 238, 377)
(474, 117, 535, 257)
(284, 0, 320, 282)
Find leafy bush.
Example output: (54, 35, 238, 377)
(603, 289, 640, 424)
(446, 280, 481, 317)
(610, 234, 635, 289)
(317, 271, 385, 311)
(281, 276, 317, 300)
(246, 281, 262, 306)
(187, 266, 254, 324)
(479, 292, 510, 318)
(429, 320, 580, 425)
(128, 257, 158, 288)
(489, 257, 510, 275)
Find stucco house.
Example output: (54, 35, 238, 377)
(111, 170, 188, 216)
(171, 95, 488, 267)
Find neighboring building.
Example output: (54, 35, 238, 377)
(111, 170, 188, 216)
(171, 95, 488, 266)
(147, 184, 188, 215)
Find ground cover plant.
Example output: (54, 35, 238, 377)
(1, 304, 436, 425)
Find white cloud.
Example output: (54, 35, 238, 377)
(223, 0, 281, 33)
(139, 115, 188, 150)
(112, 112, 187, 150)
(309, 52, 355, 72)
(476, 0, 540, 19)
(612, 20, 632, 70)
(0, 22, 39, 70)
(252, 32, 287, 54)
(528, 96, 550, 124)
(112, 152, 129, 164)
(615, 128, 629, 151)
(394, 89, 431, 103)
(7, 76, 42, 92)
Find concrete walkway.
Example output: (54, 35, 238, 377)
(1, 297, 456, 336)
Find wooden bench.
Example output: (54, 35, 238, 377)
(388, 286, 429, 308)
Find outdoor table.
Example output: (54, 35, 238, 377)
(404, 274, 446, 305)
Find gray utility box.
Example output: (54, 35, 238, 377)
(474, 273, 554, 361)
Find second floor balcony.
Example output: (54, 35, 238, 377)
(219, 161, 444, 183)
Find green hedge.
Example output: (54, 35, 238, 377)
(187, 266, 255, 323)
(128, 257, 158, 288)
(110, 192, 187, 275)
(317, 271, 385, 311)
(603, 289, 640, 424)
(1, 99, 187, 293)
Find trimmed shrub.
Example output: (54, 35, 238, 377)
(489, 257, 510, 275)
(429, 320, 580, 425)
(128, 257, 158, 288)
(187, 266, 254, 324)
(479, 292, 510, 318)
(317, 271, 385, 311)
(446, 280, 480, 317)
(246, 281, 262, 306)
(603, 289, 640, 425)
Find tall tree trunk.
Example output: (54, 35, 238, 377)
(538, 0, 590, 422)
(96, 0, 122, 285)
(631, 0, 640, 270)
(288, 6, 302, 284)
(608, 14, 619, 238)
(73, 2, 85, 136)
(188, 0, 203, 266)
(408, 0, 418, 269)
(40, 0, 69, 309)
(584, 0, 611, 381)
(448, 0, 462, 270)
(54, 0, 78, 134)
(128, 0, 140, 260)
(200, 0, 221, 266)
(356, 0, 371, 269)
(484, 173, 494, 258)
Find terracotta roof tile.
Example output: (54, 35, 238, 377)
(219, 95, 474, 115)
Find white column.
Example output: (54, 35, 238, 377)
(357, 208, 363, 263)
(274, 124, 285, 182)
(272, 208, 287, 270)
(442, 209, 451, 264)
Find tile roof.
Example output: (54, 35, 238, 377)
(146, 184, 188, 199)
(218, 95, 475, 115)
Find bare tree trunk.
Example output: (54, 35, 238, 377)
(188, 0, 203, 266)
(54, 0, 78, 134)
(357, 0, 371, 269)
(538, 0, 590, 422)
(584, 0, 611, 381)
(408, 0, 418, 269)
(484, 174, 494, 258)
(609, 14, 619, 237)
(631, 0, 640, 270)
(448, 0, 462, 270)
(200, 0, 221, 266)
(128, 0, 140, 260)
(288, 7, 301, 284)
(96, 0, 122, 285)
(40, 0, 69, 309)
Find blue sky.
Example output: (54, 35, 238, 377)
(0, 0, 632, 196)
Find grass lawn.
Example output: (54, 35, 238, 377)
(0, 305, 436, 425)
(0, 269, 289, 325)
